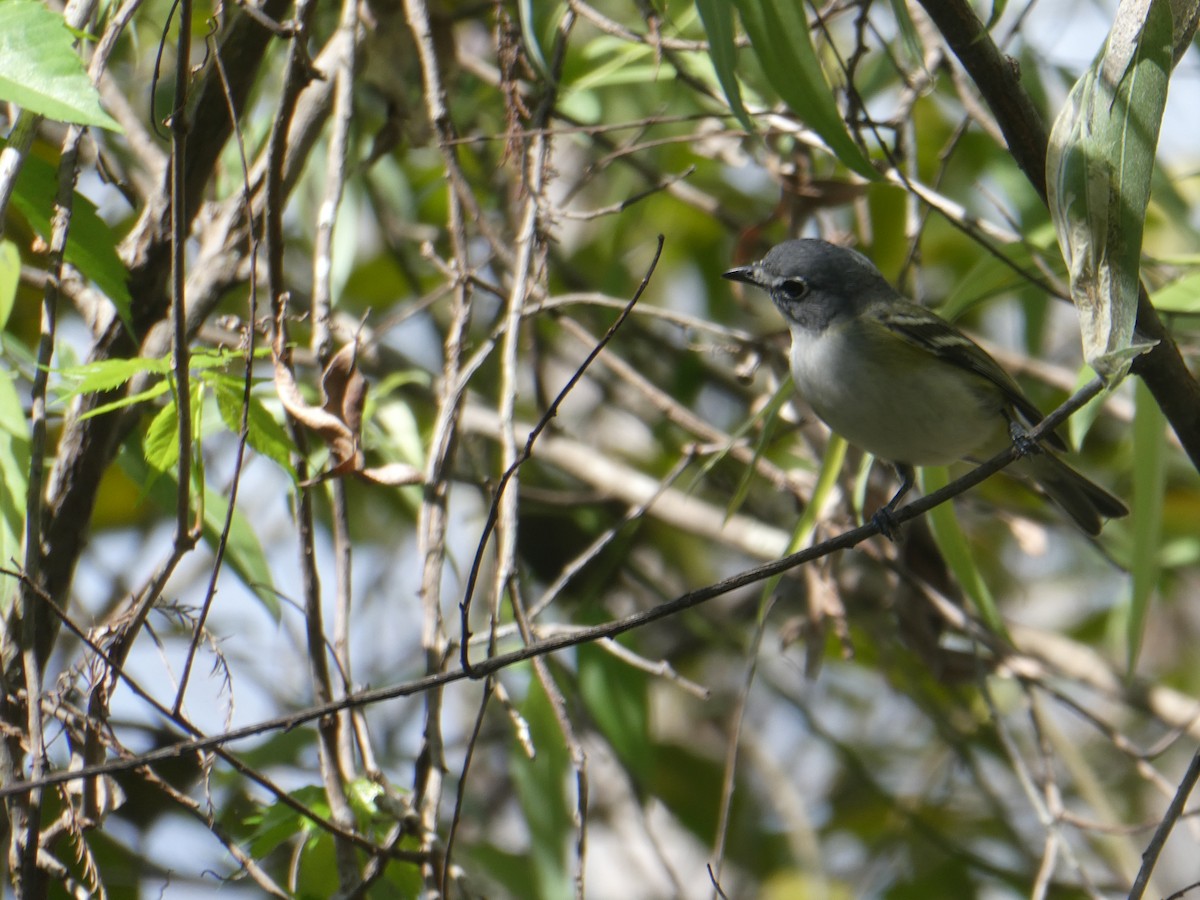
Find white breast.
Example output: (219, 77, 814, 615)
(788, 322, 1008, 466)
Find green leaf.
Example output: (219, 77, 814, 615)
(208, 375, 297, 477)
(800, 432, 846, 542)
(1046, 0, 1172, 381)
(1150, 270, 1200, 313)
(296, 832, 340, 899)
(345, 778, 384, 822)
(244, 785, 329, 857)
(0, 0, 121, 130)
(75, 378, 170, 420)
(697, 0, 754, 132)
(887, 0, 929, 67)
(1126, 379, 1164, 670)
(939, 236, 1059, 322)
(0, 239, 18, 332)
(510, 676, 574, 900)
(469, 846, 541, 900)
(58, 355, 171, 395)
(515, 0, 551, 80)
(714, 373, 797, 525)
(651, 740, 727, 841)
(2, 138, 132, 328)
(375, 855, 422, 900)
(920, 466, 1006, 636)
(0, 365, 29, 606)
(1068, 366, 1106, 451)
(143, 398, 179, 474)
(732, 0, 878, 180)
(578, 642, 651, 777)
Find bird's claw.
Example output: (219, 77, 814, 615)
(871, 505, 903, 542)
(1008, 419, 1041, 458)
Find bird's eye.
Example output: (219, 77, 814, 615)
(777, 278, 808, 302)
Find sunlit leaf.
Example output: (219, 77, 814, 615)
(1046, 0, 1172, 380)
(75, 379, 170, 420)
(58, 355, 171, 395)
(244, 785, 329, 857)
(0, 0, 122, 130)
(209, 375, 297, 478)
(143, 398, 179, 474)
(1150, 270, 1200, 313)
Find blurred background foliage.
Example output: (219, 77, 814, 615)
(1, 0, 1199, 896)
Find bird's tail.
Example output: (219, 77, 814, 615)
(1014, 453, 1128, 535)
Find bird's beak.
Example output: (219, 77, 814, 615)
(722, 263, 762, 286)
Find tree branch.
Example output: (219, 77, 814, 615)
(917, 0, 1200, 471)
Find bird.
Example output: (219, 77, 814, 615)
(724, 238, 1127, 535)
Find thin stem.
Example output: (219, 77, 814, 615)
(169, 0, 195, 546)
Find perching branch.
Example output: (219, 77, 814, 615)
(917, 0, 1200, 472)
(0, 377, 1107, 802)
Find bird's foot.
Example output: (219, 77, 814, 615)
(871, 505, 903, 542)
(1008, 420, 1042, 459)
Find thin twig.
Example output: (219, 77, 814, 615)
(174, 14, 261, 714)
(709, 594, 776, 896)
(0, 374, 1110, 801)
(9, 570, 426, 863)
(1129, 749, 1200, 900)
(459, 236, 664, 673)
(168, 0, 197, 548)
(403, 0, 474, 887)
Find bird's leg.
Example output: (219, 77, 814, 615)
(871, 462, 914, 541)
(1006, 414, 1042, 458)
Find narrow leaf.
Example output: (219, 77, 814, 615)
(697, 0, 754, 131)
(75, 378, 170, 420)
(706, 374, 796, 523)
(887, 0, 929, 69)
(3, 139, 133, 325)
(579, 643, 652, 777)
(733, 0, 878, 180)
(1046, 0, 1172, 380)
(0, 367, 30, 600)
(920, 466, 1006, 636)
(59, 355, 171, 395)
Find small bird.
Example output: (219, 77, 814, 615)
(724, 239, 1127, 535)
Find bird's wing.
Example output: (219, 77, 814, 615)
(876, 302, 1068, 450)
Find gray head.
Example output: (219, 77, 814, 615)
(723, 239, 895, 331)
